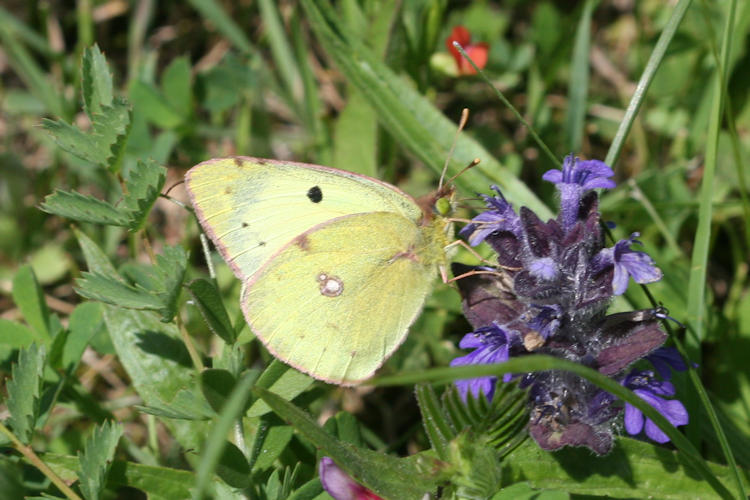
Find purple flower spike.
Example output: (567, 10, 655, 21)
(527, 305, 562, 340)
(460, 185, 521, 246)
(453, 154, 679, 454)
(623, 370, 688, 443)
(543, 155, 616, 230)
(646, 347, 690, 380)
(451, 323, 516, 400)
(594, 233, 663, 295)
(319, 457, 383, 500)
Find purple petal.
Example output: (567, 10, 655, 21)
(527, 257, 558, 280)
(647, 347, 689, 379)
(541, 169, 563, 184)
(624, 401, 644, 436)
(611, 263, 630, 295)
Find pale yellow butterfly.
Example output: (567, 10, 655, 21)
(185, 157, 455, 385)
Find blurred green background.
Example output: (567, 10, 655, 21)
(0, 0, 749, 498)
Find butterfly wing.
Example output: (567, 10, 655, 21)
(243, 211, 441, 384)
(185, 157, 422, 281)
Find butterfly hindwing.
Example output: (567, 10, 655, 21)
(242, 212, 438, 384)
(185, 157, 423, 281)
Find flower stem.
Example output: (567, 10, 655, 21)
(0, 422, 83, 500)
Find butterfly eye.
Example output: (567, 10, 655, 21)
(435, 197, 452, 216)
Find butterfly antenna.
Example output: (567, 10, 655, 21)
(446, 157, 481, 187)
(439, 108, 470, 191)
(164, 179, 185, 196)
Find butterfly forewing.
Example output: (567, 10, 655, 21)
(242, 212, 438, 384)
(185, 157, 422, 281)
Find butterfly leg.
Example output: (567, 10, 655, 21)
(443, 238, 495, 266)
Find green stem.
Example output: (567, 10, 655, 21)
(0, 422, 83, 500)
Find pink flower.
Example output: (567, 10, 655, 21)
(446, 26, 489, 75)
(319, 457, 383, 500)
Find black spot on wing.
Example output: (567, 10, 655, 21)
(307, 186, 323, 203)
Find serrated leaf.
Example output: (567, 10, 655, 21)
(41, 190, 128, 226)
(44, 454, 195, 500)
(255, 387, 445, 499)
(81, 44, 113, 117)
(11, 265, 51, 341)
(77, 421, 123, 500)
(7, 344, 46, 444)
(76, 245, 186, 321)
(74, 229, 210, 453)
(122, 159, 166, 230)
(187, 278, 236, 344)
(76, 272, 164, 310)
(152, 245, 187, 321)
(43, 98, 130, 168)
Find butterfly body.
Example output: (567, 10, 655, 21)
(186, 157, 453, 384)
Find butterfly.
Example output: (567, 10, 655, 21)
(185, 157, 456, 385)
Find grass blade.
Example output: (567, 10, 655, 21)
(604, 0, 692, 168)
(565, 0, 596, 153)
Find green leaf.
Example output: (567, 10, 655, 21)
(11, 265, 51, 341)
(63, 302, 104, 371)
(251, 425, 294, 472)
(301, 0, 551, 218)
(76, 245, 186, 322)
(122, 159, 166, 230)
(503, 438, 742, 499)
(43, 98, 131, 167)
(136, 387, 216, 421)
(75, 272, 164, 311)
(0, 319, 36, 348)
(150, 245, 188, 321)
(255, 387, 444, 499)
(74, 229, 210, 453)
(492, 483, 569, 500)
(194, 371, 257, 498)
(41, 190, 128, 227)
(215, 442, 251, 489)
(161, 57, 192, 118)
(81, 44, 114, 117)
(415, 384, 454, 460)
(200, 369, 237, 413)
(187, 279, 236, 344)
(45, 454, 195, 500)
(77, 421, 123, 500)
(246, 360, 314, 417)
(7, 344, 46, 444)
(129, 81, 184, 129)
(332, 90, 377, 177)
